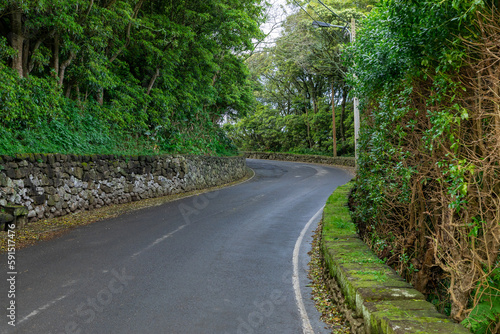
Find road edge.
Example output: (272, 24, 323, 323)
(0, 167, 255, 253)
(321, 183, 470, 333)
(294, 206, 324, 334)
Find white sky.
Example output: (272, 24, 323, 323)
(255, 0, 294, 52)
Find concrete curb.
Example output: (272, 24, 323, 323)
(322, 183, 470, 334)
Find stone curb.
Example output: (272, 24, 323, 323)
(322, 184, 470, 334)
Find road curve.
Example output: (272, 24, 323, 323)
(1, 159, 352, 334)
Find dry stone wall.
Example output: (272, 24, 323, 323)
(0, 154, 246, 226)
(244, 151, 356, 167)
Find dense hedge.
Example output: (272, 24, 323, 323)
(348, 1, 499, 332)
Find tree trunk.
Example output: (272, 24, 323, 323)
(332, 82, 337, 157)
(76, 85, 82, 108)
(97, 88, 104, 105)
(28, 39, 44, 73)
(58, 51, 76, 86)
(11, 8, 24, 77)
(22, 38, 30, 77)
(146, 67, 160, 95)
(311, 82, 319, 146)
(79, 0, 94, 24)
(109, 0, 144, 63)
(65, 84, 72, 98)
(106, 0, 118, 8)
(340, 88, 347, 142)
(52, 34, 60, 79)
(312, 93, 318, 113)
(305, 107, 312, 149)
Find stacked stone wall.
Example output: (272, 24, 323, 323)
(0, 154, 246, 224)
(244, 151, 356, 167)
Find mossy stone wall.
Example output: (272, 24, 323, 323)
(322, 183, 470, 333)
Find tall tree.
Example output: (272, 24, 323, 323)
(227, 0, 373, 155)
(0, 0, 266, 155)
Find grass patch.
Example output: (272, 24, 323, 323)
(322, 182, 357, 239)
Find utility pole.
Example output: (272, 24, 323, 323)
(312, 17, 359, 161)
(351, 18, 360, 161)
(331, 81, 337, 157)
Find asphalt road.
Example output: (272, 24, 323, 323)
(1, 159, 352, 334)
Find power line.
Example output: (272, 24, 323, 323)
(317, 0, 349, 24)
(290, 0, 345, 41)
(290, 0, 317, 23)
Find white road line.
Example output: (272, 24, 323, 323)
(130, 169, 256, 260)
(131, 224, 187, 258)
(18, 294, 69, 325)
(293, 206, 324, 334)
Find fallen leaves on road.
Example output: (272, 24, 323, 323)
(308, 221, 351, 333)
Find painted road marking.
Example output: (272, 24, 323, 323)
(293, 206, 324, 334)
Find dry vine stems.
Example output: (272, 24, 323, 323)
(355, 6, 500, 326)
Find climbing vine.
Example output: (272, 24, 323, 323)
(348, 1, 499, 332)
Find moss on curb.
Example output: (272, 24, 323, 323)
(321, 182, 470, 333)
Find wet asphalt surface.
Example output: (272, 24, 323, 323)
(1, 159, 352, 334)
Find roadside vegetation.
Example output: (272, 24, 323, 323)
(229, 0, 499, 333)
(308, 219, 351, 334)
(225, 0, 376, 157)
(1, 0, 498, 332)
(348, 1, 500, 332)
(0, 0, 265, 156)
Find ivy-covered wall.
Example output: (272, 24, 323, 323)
(347, 1, 499, 331)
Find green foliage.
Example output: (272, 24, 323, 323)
(463, 293, 500, 333)
(225, 103, 350, 155)
(227, 0, 369, 156)
(323, 181, 357, 239)
(461, 262, 500, 334)
(347, 0, 478, 248)
(0, 0, 264, 156)
(347, 0, 500, 329)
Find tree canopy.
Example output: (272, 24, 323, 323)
(0, 0, 265, 155)
(226, 0, 375, 156)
